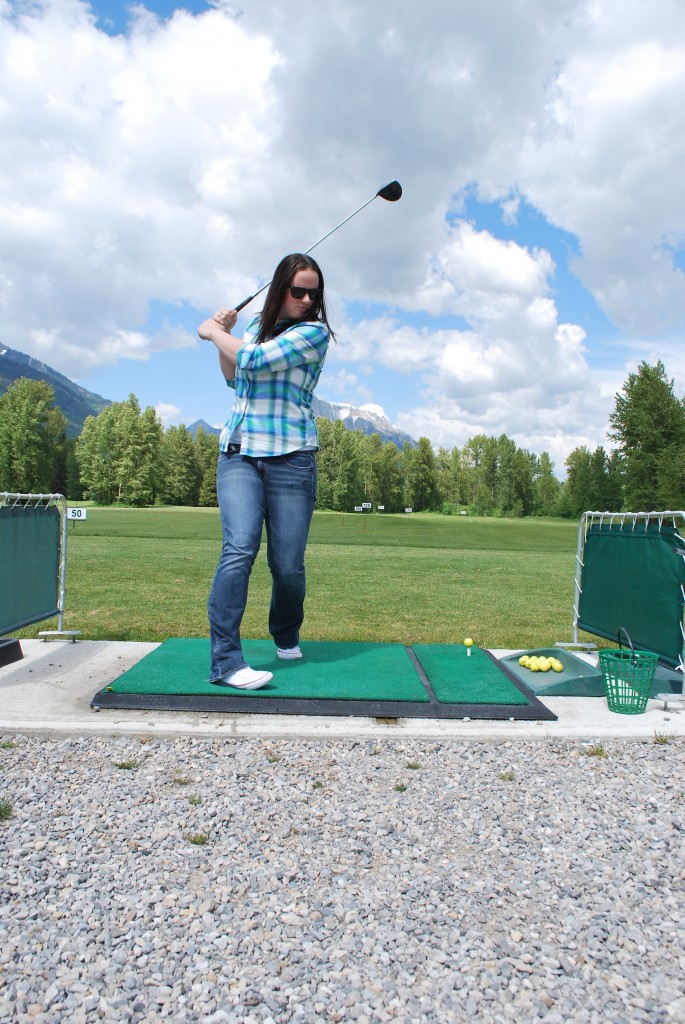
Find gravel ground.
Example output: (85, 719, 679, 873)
(1, 733, 684, 1024)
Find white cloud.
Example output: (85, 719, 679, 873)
(0, 1, 278, 369)
(508, 15, 685, 335)
(501, 195, 520, 226)
(418, 222, 556, 317)
(323, 367, 372, 407)
(336, 220, 601, 463)
(1, 0, 684, 468)
(155, 400, 182, 426)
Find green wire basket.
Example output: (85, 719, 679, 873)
(598, 627, 658, 715)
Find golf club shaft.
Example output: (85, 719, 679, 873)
(233, 190, 389, 313)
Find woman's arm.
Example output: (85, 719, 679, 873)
(197, 308, 242, 379)
(237, 321, 329, 375)
(218, 349, 236, 381)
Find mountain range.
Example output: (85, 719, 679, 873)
(311, 396, 417, 449)
(0, 345, 417, 450)
(0, 345, 109, 437)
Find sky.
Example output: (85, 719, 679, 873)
(2, 0, 685, 475)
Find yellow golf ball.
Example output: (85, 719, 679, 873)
(464, 638, 473, 648)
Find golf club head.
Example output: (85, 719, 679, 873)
(377, 180, 402, 202)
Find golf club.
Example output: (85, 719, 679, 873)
(233, 180, 402, 312)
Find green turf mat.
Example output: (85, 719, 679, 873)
(412, 644, 529, 705)
(107, 638, 430, 702)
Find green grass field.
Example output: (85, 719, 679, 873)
(20, 508, 586, 649)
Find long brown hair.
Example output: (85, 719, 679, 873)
(255, 253, 336, 344)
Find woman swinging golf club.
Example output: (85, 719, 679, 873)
(198, 181, 401, 689)
(197, 254, 335, 690)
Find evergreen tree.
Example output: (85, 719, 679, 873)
(553, 483, 576, 518)
(113, 397, 144, 502)
(449, 447, 465, 507)
(159, 425, 201, 506)
(587, 446, 624, 512)
(76, 395, 161, 505)
(407, 437, 440, 511)
(76, 411, 115, 504)
(195, 428, 220, 507)
(400, 441, 414, 508)
(564, 445, 623, 516)
(481, 437, 499, 510)
(657, 442, 685, 509)
(112, 396, 160, 506)
(609, 360, 685, 510)
(565, 446, 594, 516)
(314, 418, 361, 510)
(314, 418, 336, 509)
(495, 435, 517, 513)
(357, 432, 378, 504)
(435, 447, 453, 506)
(334, 424, 363, 510)
(372, 441, 403, 512)
(534, 452, 560, 515)
(461, 435, 490, 510)
(511, 448, 536, 517)
(606, 450, 624, 511)
(0, 378, 67, 492)
(434, 446, 463, 510)
(139, 407, 164, 505)
(65, 438, 83, 501)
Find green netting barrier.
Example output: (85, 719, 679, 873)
(0, 505, 61, 634)
(577, 522, 685, 669)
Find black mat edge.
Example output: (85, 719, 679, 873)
(90, 645, 557, 721)
(90, 690, 556, 719)
(0, 638, 23, 669)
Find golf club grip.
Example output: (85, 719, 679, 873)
(234, 295, 254, 313)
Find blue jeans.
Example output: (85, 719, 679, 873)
(208, 449, 317, 680)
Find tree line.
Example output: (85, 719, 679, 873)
(1, 360, 684, 514)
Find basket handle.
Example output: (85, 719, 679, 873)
(617, 626, 636, 664)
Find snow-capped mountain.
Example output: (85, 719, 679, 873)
(311, 397, 417, 449)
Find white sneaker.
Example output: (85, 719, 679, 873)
(212, 667, 273, 690)
(277, 645, 302, 660)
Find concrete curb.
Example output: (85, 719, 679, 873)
(0, 639, 683, 742)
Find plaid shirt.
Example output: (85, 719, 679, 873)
(219, 315, 329, 457)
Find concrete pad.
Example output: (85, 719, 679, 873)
(0, 638, 683, 741)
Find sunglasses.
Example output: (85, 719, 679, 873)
(288, 285, 321, 301)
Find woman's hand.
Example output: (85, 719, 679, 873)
(197, 318, 216, 340)
(214, 308, 238, 331)
(197, 308, 238, 340)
